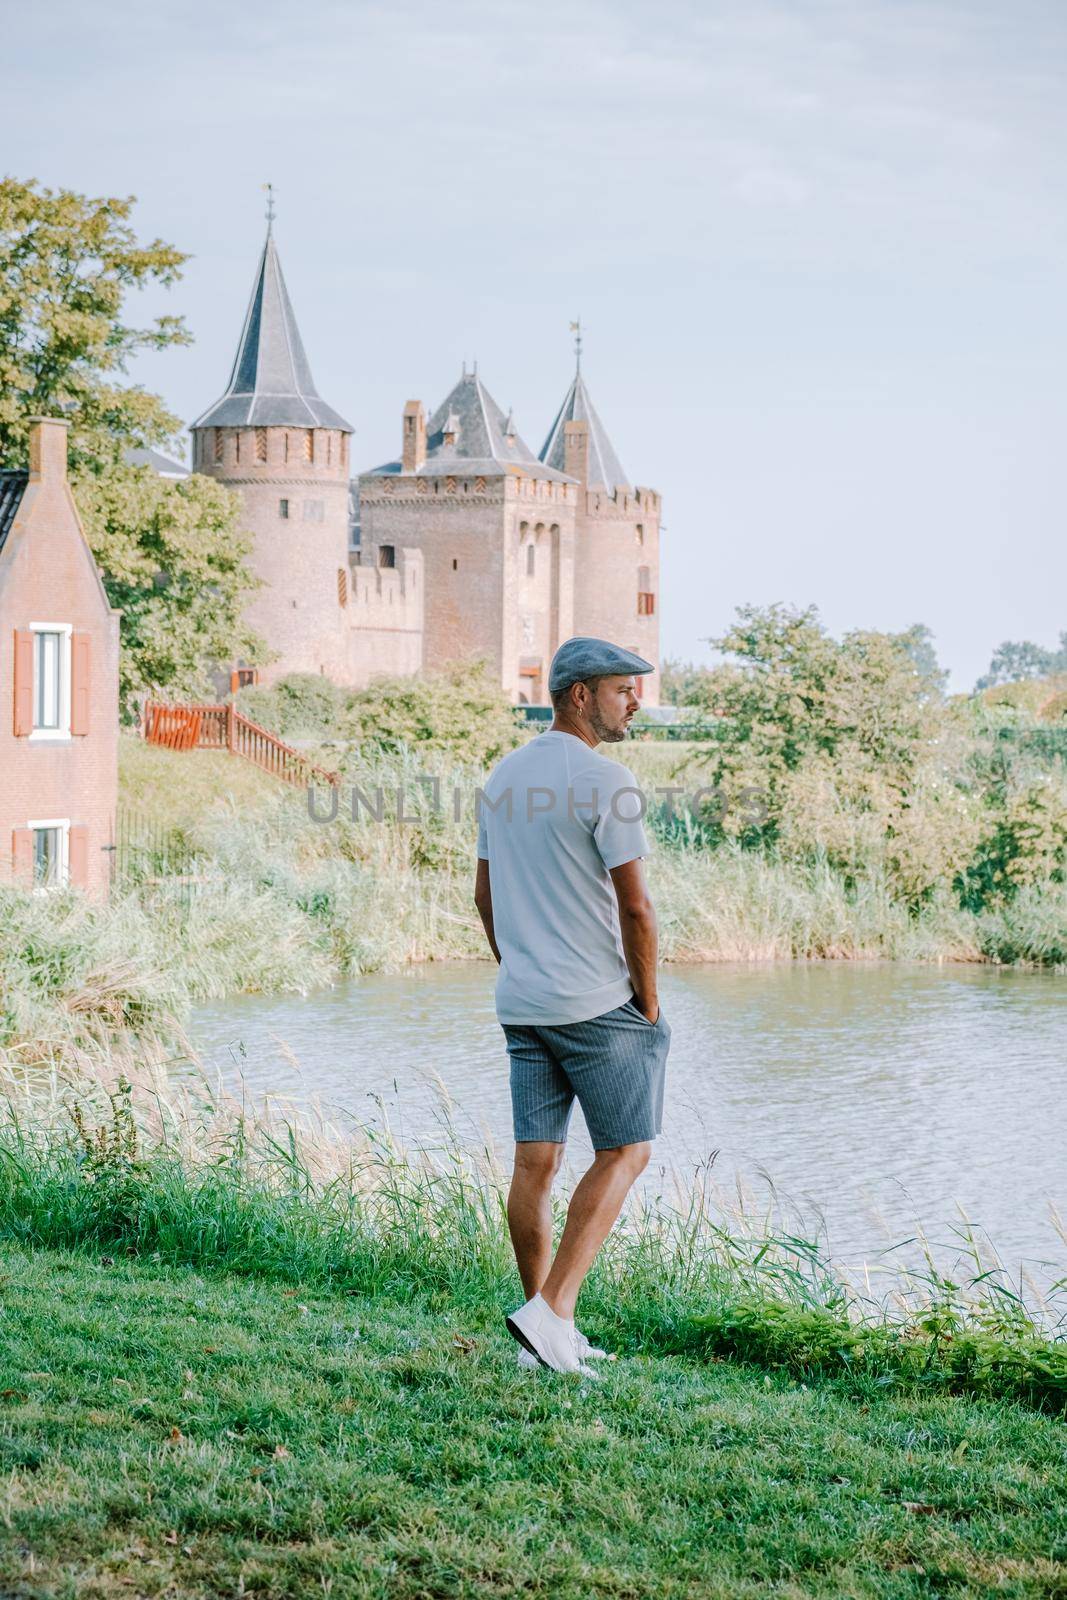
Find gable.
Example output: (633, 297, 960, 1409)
(0, 478, 115, 623)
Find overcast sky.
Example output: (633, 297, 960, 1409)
(5, 0, 1066, 690)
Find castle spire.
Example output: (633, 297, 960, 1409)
(190, 219, 352, 432)
(539, 362, 628, 491)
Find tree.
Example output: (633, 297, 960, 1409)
(76, 467, 263, 712)
(659, 657, 717, 707)
(0, 177, 265, 704)
(976, 634, 1067, 690)
(890, 623, 949, 699)
(0, 177, 189, 472)
(691, 605, 979, 903)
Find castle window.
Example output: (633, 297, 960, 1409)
(303, 500, 324, 522)
(213, 429, 223, 464)
(326, 433, 333, 466)
(303, 429, 314, 462)
(279, 499, 290, 519)
(452, 559, 458, 571)
(636, 523, 644, 546)
(284, 432, 290, 463)
(526, 544, 535, 577)
(379, 544, 395, 569)
(255, 427, 268, 463)
(637, 592, 655, 616)
(337, 567, 348, 607)
(234, 432, 241, 464)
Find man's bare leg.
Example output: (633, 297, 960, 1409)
(507, 1141, 565, 1300)
(537, 1142, 651, 1320)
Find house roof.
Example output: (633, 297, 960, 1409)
(0, 471, 27, 555)
(539, 371, 629, 490)
(363, 370, 570, 482)
(125, 447, 188, 477)
(191, 227, 352, 433)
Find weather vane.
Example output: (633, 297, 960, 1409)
(569, 316, 583, 373)
(263, 182, 276, 231)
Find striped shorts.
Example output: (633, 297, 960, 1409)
(502, 997, 671, 1150)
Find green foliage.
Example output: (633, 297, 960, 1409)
(692, 1297, 1067, 1412)
(689, 605, 976, 905)
(0, 177, 267, 711)
(658, 656, 717, 707)
(976, 632, 1067, 690)
(0, 177, 189, 473)
(66, 1076, 150, 1226)
(238, 673, 347, 739)
(888, 621, 949, 698)
(959, 776, 1067, 910)
(344, 659, 524, 765)
(240, 660, 524, 766)
(76, 464, 265, 713)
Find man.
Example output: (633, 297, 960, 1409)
(474, 636, 671, 1376)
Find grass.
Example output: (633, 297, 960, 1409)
(2, 1241, 1067, 1598)
(0, 1058, 1064, 1595)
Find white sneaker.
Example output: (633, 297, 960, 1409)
(516, 1328, 609, 1368)
(576, 1330, 608, 1361)
(506, 1294, 599, 1377)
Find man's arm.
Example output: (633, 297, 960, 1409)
(609, 857, 659, 1023)
(474, 858, 501, 964)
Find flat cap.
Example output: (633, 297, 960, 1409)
(548, 636, 655, 693)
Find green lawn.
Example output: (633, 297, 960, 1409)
(1, 1243, 1065, 1599)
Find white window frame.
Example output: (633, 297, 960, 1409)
(27, 817, 70, 891)
(28, 621, 72, 742)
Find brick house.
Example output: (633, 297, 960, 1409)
(0, 419, 120, 897)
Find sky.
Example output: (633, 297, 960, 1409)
(4, 0, 1066, 691)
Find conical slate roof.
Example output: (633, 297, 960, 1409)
(539, 371, 628, 490)
(192, 229, 352, 432)
(364, 369, 569, 480)
(423, 370, 541, 471)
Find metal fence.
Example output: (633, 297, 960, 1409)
(109, 808, 203, 909)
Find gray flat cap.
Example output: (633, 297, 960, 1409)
(549, 636, 655, 693)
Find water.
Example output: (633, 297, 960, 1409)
(190, 961, 1067, 1277)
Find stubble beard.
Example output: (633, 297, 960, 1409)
(589, 707, 630, 744)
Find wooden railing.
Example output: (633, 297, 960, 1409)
(143, 702, 339, 789)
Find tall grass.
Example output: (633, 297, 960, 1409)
(1, 1047, 1065, 1412)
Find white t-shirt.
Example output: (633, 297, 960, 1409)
(476, 729, 651, 1025)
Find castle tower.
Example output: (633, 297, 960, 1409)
(190, 221, 353, 685)
(540, 360, 661, 705)
(356, 369, 577, 704)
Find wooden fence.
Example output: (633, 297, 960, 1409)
(143, 702, 339, 789)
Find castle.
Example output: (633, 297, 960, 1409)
(191, 224, 662, 705)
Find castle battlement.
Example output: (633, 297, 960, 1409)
(584, 485, 661, 519)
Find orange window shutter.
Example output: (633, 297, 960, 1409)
(68, 824, 89, 889)
(13, 630, 33, 735)
(11, 827, 33, 886)
(71, 632, 91, 736)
